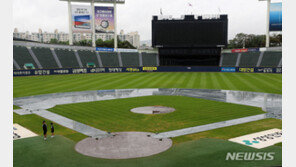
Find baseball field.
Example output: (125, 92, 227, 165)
(13, 72, 282, 167)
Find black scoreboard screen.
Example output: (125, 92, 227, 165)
(152, 15, 228, 48)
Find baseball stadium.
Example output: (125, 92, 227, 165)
(13, 0, 282, 167)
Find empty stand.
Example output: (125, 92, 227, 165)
(142, 53, 158, 66)
(239, 52, 260, 67)
(13, 46, 38, 69)
(78, 50, 100, 67)
(120, 52, 140, 67)
(31, 47, 59, 69)
(100, 52, 120, 67)
(55, 49, 80, 68)
(260, 51, 282, 67)
(220, 53, 238, 67)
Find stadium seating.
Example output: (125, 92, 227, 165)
(239, 52, 260, 67)
(142, 53, 158, 66)
(121, 52, 140, 67)
(78, 50, 99, 67)
(260, 51, 282, 67)
(55, 49, 80, 68)
(100, 52, 120, 67)
(221, 53, 238, 67)
(13, 46, 38, 69)
(31, 47, 59, 69)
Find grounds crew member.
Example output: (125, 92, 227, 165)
(50, 123, 55, 138)
(42, 121, 47, 140)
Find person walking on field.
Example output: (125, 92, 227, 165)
(50, 123, 55, 138)
(42, 121, 47, 140)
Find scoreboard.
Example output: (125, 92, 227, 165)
(152, 15, 228, 48)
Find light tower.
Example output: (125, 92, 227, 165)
(60, 0, 125, 48)
(259, 0, 271, 48)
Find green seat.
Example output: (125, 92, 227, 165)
(221, 53, 238, 67)
(13, 46, 38, 69)
(121, 52, 139, 67)
(142, 53, 158, 66)
(24, 63, 35, 69)
(87, 62, 96, 68)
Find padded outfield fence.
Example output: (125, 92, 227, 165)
(13, 66, 282, 77)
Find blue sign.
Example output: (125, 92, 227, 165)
(96, 47, 114, 52)
(221, 67, 236, 72)
(270, 3, 282, 31)
(247, 48, 260, 52)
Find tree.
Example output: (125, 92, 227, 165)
(227, 33, 281, 49)
(49, 38, 59, 44)
(74, 40, 92, 46)
(95, 37, 136, 49)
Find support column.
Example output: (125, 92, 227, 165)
(74, 50, 83, 68)
(278, 57, 282, 67)
(91, 0, 96, 48)
(96, 52, 103, 67)
(235, 53, 242, 67)
(139, 52, 143, 67)
(118, 52, 123, 67)
(13, 59, 21, 70)
(266, 0, 271, 48)
(68, 0, 73, 45)
(114, 0, 118, 51)
(219, 54, 224, 67)
(256, 51, 265, 67)
(27, 47, 43, 69)
(156, 53, 160, 66)
(51, 48, 63, 68)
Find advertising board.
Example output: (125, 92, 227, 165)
(72, 5, 92, 33)
(270, 3, 282, 31)
(221, 67, 236, 72)
(95, 6, 114, 33)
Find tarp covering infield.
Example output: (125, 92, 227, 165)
(13, 67, 282, 76)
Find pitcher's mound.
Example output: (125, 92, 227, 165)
(131, 106, 175, 114)
(75, 132, 172, 159)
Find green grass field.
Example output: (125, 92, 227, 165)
(13, 72, 282, 167)
(13, 72, 282, 98)
(14, 135, 282, 167)
(48, 95, 265, 133)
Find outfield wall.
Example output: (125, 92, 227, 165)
(13, 67, 282, 77)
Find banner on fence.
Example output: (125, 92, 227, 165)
(13, 67, 282, 77)
(96, 47, 114, 52)
(221, 67, 236, 72)
(239, 68, 255, 73)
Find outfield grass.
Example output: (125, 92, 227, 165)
(13, 72, 282, 98)
(48, 95, 265, 133)
(13, 135, 281, 167)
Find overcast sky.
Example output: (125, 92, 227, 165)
(13, 0, 280, 41)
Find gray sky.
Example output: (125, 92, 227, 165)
(13, 0, 279, 41)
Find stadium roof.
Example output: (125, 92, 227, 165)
(60, 0, 125, 4)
